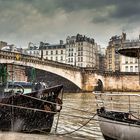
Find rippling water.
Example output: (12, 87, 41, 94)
(0, 93, 104, 140)
(51, 92, 104, 140)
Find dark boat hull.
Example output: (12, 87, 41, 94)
(0, 107, 53, 133)
(0, 85, 63, 133)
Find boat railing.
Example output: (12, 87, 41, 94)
(94, 93, 140, 119)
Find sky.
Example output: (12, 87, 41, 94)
(0, 0, 140, 48)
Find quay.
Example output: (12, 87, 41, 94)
(0, 132, 78, 140)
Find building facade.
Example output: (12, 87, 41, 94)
(106, 33, 126, 72)
(25, 42, 40, 57)
(120, 39, 139, 72)
(24, 34, 102, 68)
(65, 34, 99, 68)
(39, 40, 66, 64)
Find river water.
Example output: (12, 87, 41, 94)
(52, 92, 103, 140)
(0, 93, 104, 140)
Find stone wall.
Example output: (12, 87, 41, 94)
(82, 72, 140, 92)
(104, 73, 140, 92)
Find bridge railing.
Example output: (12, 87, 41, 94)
(0, 50, 81, 71)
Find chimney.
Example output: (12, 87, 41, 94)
(122, 32, 126, 41)
(60, 40, 63, 45)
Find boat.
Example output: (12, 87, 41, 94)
(0, 81, 63, 133)
(94, 44, 140, 140)
(95, 90, 140, 139)
(95, 93, 140, 140)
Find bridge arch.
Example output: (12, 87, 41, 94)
(94, 79, 103, 92)
(0, 52, 83, 89)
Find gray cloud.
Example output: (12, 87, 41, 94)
(0, 0, 140, 47)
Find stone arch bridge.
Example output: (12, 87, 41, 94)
(0, 50, 139, 92)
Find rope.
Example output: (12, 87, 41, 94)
(55, 113, 97, 135)
(130, 113, 140, 120)
(0, 102, 96, 120)
(18, 113, 97, 135)
(33, 113, 97, 136)
(55, 89, 64, 132)
(0, 102, 56, 114)
(20, 94, 94, 114)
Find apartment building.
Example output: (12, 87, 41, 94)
(106, 33, 126, 72)
(25, 34, 102, 68)
(25, 43, 40, 57)
(120, 39, 139, 72)
(65, 34, 99, 68)
(39, 40, 66, 63)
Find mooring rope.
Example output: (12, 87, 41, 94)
(0, 102, 96, 120)
(53, 113, 98, 136)
(20, 94, 94, 114)
(55, 89, 64, 132)
(0, 102, 56, 114)
(54, 113, 97, 135)
(33, 113, 97, 136)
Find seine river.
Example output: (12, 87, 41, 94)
(0, 93, 104, 140)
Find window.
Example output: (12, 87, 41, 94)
(46, 51, 48, 55)
(130, 58, 133, 63)
(56, 57, 58, 61)
(78, 57, 80, 62)
(56, 50, 58, 54)
(71, 58, 73, 62)
(125, 57, 128, 64)
(135, 66, 138, 72)
(81, 57, 83, 62)
(51, 57, 53, 60)
(61, 56, 63, 61)
(51, 51, 53, 55)
(78, 47, 80, 51)
(61, 50, 63, 54)
(130, 66, 133, 72)
(135, 58, 138, 63)
(78, 52, 80, 56)
(125, 66, 128, 72)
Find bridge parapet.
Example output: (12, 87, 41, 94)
(0, 50, 81, 71)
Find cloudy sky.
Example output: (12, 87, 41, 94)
(0, 0, 140, 48)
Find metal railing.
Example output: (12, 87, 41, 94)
(94, 93, 140, 119)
